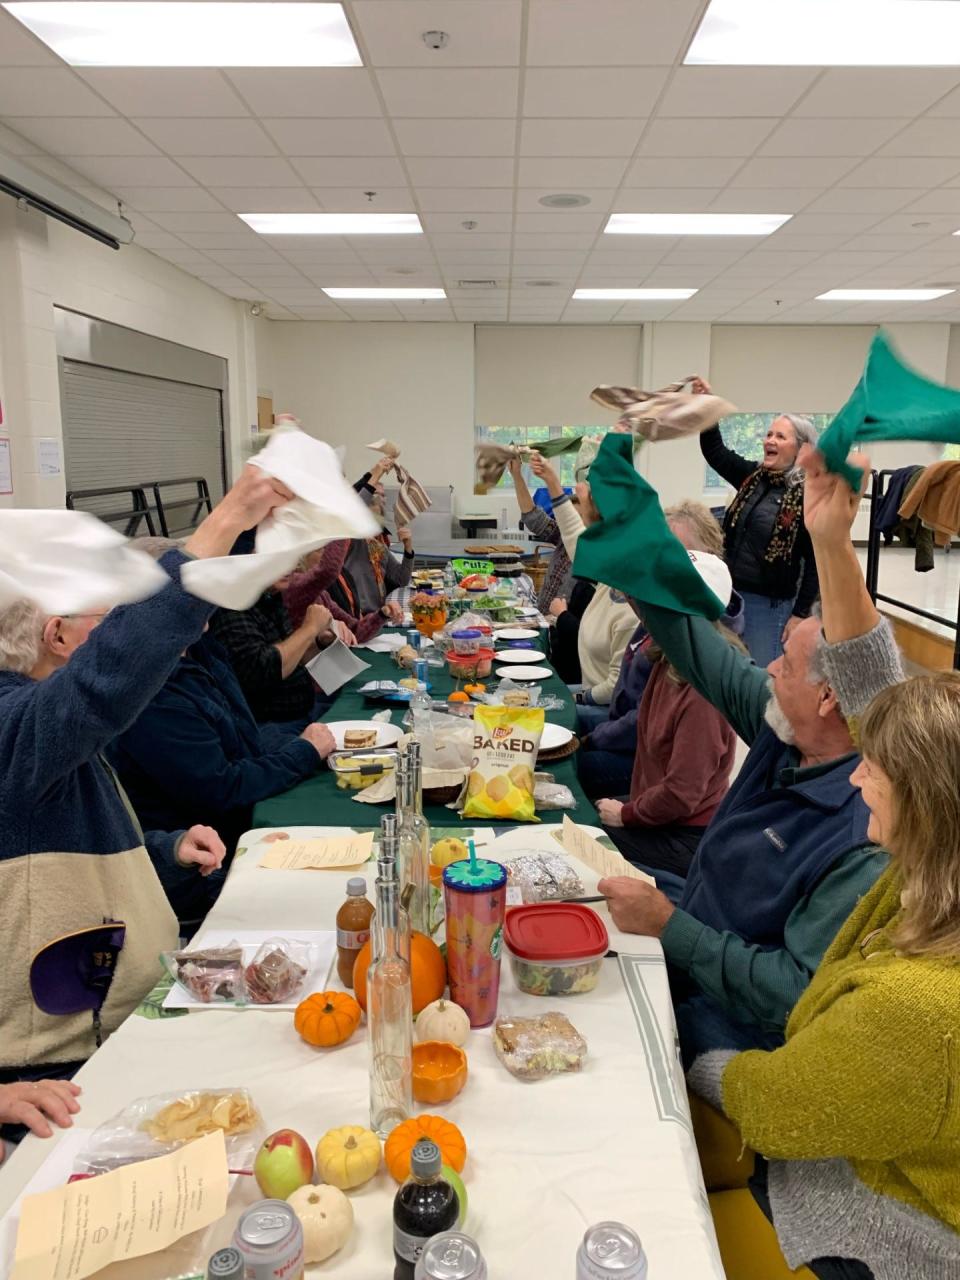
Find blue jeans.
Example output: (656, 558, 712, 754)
(738, 591, 796, 669)
(577, 747, 634, 801)
(674, 992, 783, 1070)
(566, 684, 610, 734)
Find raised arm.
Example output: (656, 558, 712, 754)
(692, 379, 756, 489)
(281, 541, 349, 628)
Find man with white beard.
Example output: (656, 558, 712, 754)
(598, 599, 897, 1063)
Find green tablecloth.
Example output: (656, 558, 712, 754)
(251, 632, 595, 828)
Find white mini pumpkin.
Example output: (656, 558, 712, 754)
(287, 1183, 353, 1263)
(415, 997, 470, 1047)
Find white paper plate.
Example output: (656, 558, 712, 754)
(497, 664, 553, 680)
(497, 627, 539, 640)
(494, 648, 542, 663)
(163, 929, 337, 1011)
(326, 720, 402, 749)
(539, 723, 575, 752)
(516, 606, 540, 616)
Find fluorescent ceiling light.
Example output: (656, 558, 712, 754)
(687, 0, 960, 66)
(240, 214, 422, 236)
(323, 288, 446, 300)
(573, 288, 698, 300)
(605, 213, 791, 236)
(3, 2, 361, 67)
(817, 288, 955, 301)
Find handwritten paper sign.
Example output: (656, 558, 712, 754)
(259, 831, 375, 871)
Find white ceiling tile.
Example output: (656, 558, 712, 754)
(405, 156, 514, 186)
(860, 214, 956, 239)
(514, 188, 613, 212)
(517, 157, 626, 187)
(225, 70, 382, 118)
(311, 188, 415, 212)
(130, 229, 186, 250)
(78, 70, 248, 117)
(0, 10, 58, 65)
(116, 186, 225, 212)
(523, 68, 668, 119)
(213, 188, 322, 213)
(527, 0, 700, 65)
(638, 117, 777, 157)
(134, 118, 278, 157)
(0, 120, 34, 154)
(657, 68, 818, 117)
(285, 157, 408, 186)
(708, 188, 820, 213)
(415, 188, 515, 211)
(149, 211, 252, 234)
(354, 1, 521, 67)
(264, 118, 396, 157)
(904, 190, 960, 214)
(878, 118, 960, 157)
(611, 187, 722, 212)
(513, 233, 596, 248)
(730, 157, 860, 187)
(65, 155, 195, 187)
(840, 157, 960, 187)
(795, 70, 960, 118)
(519, 118, 644, 157)
(803, 188, 924, 214)
(759, 117, 907, 158)
(0, 68, 117, 117)
(7, 117, 158, 156)
(179, 156, 301, 187)
(151, 247, 215, 267)
(394, 119, 516, 157)
(623, 157, 743, 187)
(377, 69, 518, 118)
(514, 211, 602, 233)
(203, 248, 287, 264)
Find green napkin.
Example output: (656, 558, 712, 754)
(572, 434, 726, 620)
(820, 330, 960, 490)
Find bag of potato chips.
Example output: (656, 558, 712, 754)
(462, 705, 545, 823)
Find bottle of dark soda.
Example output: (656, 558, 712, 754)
(393, 1139, 458, 1279)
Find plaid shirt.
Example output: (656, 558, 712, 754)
(522, 506, 573, 612)
(209, 591, 316, 726)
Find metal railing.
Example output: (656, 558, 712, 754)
(66, 476, 212, 540)
(864, 468, 960, 670)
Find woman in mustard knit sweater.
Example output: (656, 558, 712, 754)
(689, 447, 960, 1280)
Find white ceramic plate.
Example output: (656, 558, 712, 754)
(497, 627, 539, 640)
(496, 664, 553, 680)
(539, 723, 575, 752)
(326, 720, 402, 750)
(494, 648, 542, 662)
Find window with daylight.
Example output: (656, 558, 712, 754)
(475, 424, 612, 489)
(944, 443, 960, 461)
(704, 413, 834, 491)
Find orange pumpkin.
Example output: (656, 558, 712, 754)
(447, 691, 469, 704)
(412, 1041, 468, 1105)
(353, 931, 446, 1016)
(463, 683, 485, 696)
(385, 1114, 467, 1182)
(294, 991, 362, 1048)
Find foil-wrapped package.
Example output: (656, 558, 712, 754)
(508, 852, 585, 903)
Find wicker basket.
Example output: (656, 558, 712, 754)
(526, 546, 550, 595)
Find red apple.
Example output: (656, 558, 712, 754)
(253, 1129, 314, 1199)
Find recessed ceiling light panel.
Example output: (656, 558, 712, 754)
(240, 213, 422, 236)
(573, 288, 698, 300)
(323, 288, 446, 299)
(605, 213, 791, 236)
(816, 289, 955, 301)
(3, 2, 362, 67)
(686, 0, 960, 66)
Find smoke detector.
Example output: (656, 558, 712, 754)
(538, 193, 591, 209)
(422, 29, 449, 50)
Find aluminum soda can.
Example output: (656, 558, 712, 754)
(576, 1222, 647, 1280)
(415, 1232, 487, 1279)
(414, 657, 430, 688)
(407, 628, 422, 650)
(232, 1200, 304, 1280)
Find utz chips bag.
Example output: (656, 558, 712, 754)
(462, 705, 545, 823)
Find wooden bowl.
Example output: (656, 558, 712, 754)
(412, 1041, 468, 1104)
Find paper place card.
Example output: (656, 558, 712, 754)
(559, 816, 656, 886)
(306, 637, 371, 695)
(259, 831, 375, 871)
(12, 1129, 229, 1280)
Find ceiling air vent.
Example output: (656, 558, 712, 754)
(457, 279, 499, 289)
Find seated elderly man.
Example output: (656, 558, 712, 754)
(0, 469, 290, 1088)
(578, 439, 896, 1065)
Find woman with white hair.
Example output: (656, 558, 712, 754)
(696, 377, 820, 667)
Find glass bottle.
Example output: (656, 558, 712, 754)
(397, 743, 431, 937)
(368, 814, 413, 1139)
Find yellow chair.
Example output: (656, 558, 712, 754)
(689, 1093, 755, 1191)
(710, 1189, 817, 1280)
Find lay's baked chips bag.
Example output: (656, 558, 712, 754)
(462, 705, 545, 823)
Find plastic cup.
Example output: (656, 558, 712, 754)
(442, 859, 508, 1027)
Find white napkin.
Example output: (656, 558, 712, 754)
(305, 637, 371, 694)
(0, 510, 168, 613)
(182, 429, 381, 611)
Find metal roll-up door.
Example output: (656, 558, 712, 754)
(61, 360, 225, 531)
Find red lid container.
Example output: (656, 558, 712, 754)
(504, 903, 609, 962)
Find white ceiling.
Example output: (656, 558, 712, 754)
(4, 0, 960, 324)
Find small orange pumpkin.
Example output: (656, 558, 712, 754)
(294, 991, 361, 1048)
(447, 691, 469, 704)
(412, 1041, 468, 1104)
(463, 683, 485, 696)
(353, 931, 446, 1015)
(384, 1114, 467, 1182)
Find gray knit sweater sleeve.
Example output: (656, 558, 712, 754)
(818, 617, 904, 721)
(686, 1049, 738, 1111)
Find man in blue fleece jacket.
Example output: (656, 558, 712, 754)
(0, 468, 293, 1079)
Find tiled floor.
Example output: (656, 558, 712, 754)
(857, 544, 959, 644)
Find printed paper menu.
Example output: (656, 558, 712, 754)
(559, 816, 656, 886)
(259, 830, 374, 870)
(12, 1129, 229, 1280)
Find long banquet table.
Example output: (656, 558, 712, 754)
(0, 818, 724, 1279)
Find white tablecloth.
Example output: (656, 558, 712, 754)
(0, 824, 723, 1280)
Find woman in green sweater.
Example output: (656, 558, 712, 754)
(689, 446, 960, 1280)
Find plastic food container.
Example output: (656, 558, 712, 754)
(447, 649, 494, 680)
(451, 628, 482, 656)
(504, 903, 609, 996)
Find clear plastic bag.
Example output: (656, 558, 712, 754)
(162, 943, 243, 1005)
(507, 852, 585, 902)
(72, 1088, 264, 1177)
(243, 937, 308, 1005)
(533, 778, 577, 811)
(492, 1012, 588, 1081)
